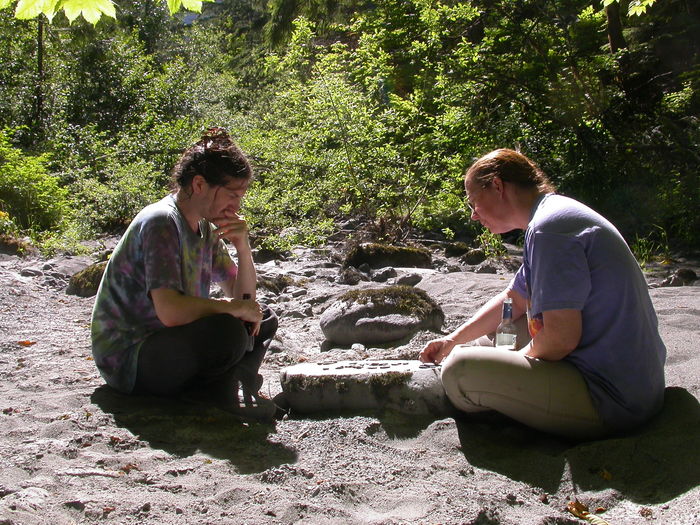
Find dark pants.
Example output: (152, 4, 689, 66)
(134, 304, 278, 398)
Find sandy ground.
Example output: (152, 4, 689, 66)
(0, 246, 698, 525)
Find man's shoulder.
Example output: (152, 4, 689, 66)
(130, 195, 179, 227)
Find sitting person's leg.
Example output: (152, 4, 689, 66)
(229, 304, 279, 400)
(134, 313, 251, 396)
(441, 346, 608, 439)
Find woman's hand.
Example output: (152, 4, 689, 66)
(419, 337, 457, 364)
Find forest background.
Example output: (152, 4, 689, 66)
(0, 0, 698, 261)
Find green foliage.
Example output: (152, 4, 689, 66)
(0, 210, 19, 236)
(477, 229, 507, 259)
(2, 0, 211, 24)
(70, 159, 166, 233)
(0, 129, 68, 232)
(0, 0, 698, 257)
(630, 225, 671, 268)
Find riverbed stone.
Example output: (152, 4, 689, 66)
(279, 359, 452, 416)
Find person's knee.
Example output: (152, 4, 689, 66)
(441, 347, 496, 390)
(207, 313, 248, 340)
(200, 314, 250, 367)
(260, 304, 278, 339)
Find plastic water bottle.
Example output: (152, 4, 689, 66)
(495, 297, 517, 350)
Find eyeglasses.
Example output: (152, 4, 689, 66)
(465, 198, 476, 214)
(465, 181, 491, 215)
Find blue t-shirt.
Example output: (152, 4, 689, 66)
(510, 194, 666, 431)
(91, 194, 237, 393)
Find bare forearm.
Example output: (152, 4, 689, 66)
(155, 293, 237, 327)
(230, 243, 257, 299)
(447, 290, 509, 344)
(151, 288, 260, 328)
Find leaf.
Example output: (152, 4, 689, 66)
(567, 499, 590, 519)
(62, 0, 115, 24)
(15, 0, 45, 19)
(567, 499, 613, 525)
(17, 340, 37, 347)
(181, 0, 202, 13)
(166, 0, 181, 15)
(0, 0, 13, 10)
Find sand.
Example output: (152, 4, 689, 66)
(0, 247, 698, 525)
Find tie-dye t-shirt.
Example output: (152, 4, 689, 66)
(508, 193, 666, 431)
(91, 194, 237, 393)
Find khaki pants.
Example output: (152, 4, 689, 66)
(441, 320, 608, 439)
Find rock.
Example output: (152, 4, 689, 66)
(279, 359, 452, 416)
(659, 268, 696, 287)
(676, 268, 697, 283)
(337, 267, 365, 285)
(444, 242, 471, 258)
(397, 273, 422, 286)
(371, 267, 397, 283)
(475, 262, 498, 274)
(0, 235, 35, 256)
(66, 261, 107, 297)
(461, 248, 486, 265)
(343, 243, 432, 269)
(319, 285, 444, 345)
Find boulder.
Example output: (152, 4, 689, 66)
(444, 241, 471, 258)
(461, 248, 486, 265)
(280, 360, 452, 416)
(66, 261, 107, 297)
(320, 285, 444, 345)
(343, 243, 432, 269)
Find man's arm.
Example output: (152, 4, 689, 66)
(151, 288, 262, 328)
(524, 308, 582, 361)
(213, 212, 256, 300)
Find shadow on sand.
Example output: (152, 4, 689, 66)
(455, 387, 700, 502)
(91, 385, 297, 474)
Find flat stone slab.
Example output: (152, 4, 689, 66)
(279, 360, 452, 416)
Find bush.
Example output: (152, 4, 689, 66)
(70, 159, 167, 234)
(0, 130, 69, 232)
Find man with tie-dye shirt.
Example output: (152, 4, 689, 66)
(91, 128, 278, 420)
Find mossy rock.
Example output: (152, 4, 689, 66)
(320, 285, 444, 345)
(444, 241, 471, 258)
(461, 248, 487, 265)
(0, 234, 35, 256)
(343, 243, 432, 269)
(258, 274, 296, 294)
(66, 261, 107, 297)
(337, 285, 441, 318)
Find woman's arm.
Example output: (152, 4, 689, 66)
(420, 287, 527, 364)
(524, 308, 582, 361)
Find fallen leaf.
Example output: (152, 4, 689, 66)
(567, 499, 613, 525)
(567, 499, 589, 519)
(120, 463, 139, 474)
(17, 340, 36, 347)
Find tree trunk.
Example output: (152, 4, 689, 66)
(33, 18, 45, 134)
(604, 2, 627, 53)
